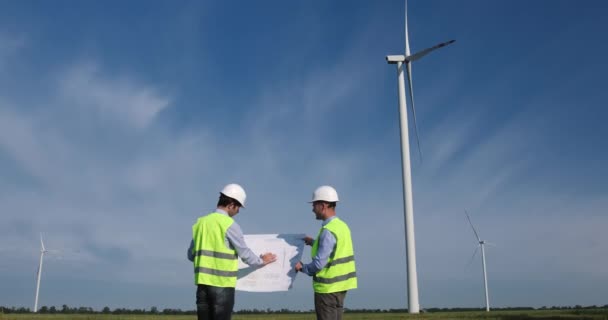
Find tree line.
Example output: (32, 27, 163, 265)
(1, 304, 607, 315)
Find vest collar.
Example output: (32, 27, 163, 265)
(322, 216, 337, 226)
(214, 208, 229, 216)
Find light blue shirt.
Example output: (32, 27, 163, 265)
(188, 208, 263, 266)
(301, 216, 337, 276)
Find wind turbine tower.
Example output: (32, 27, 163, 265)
(385, 0, 455, 314)
(34, 233, 48, 313)
(465, 210, 491, 312)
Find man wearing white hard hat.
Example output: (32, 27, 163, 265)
(188, 183, 276, 320)
(295, 186, 357, 320)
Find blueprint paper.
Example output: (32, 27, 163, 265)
(236, 234, 306, 292)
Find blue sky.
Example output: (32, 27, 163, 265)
(1, 0, 607, 312)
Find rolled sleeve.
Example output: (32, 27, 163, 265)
(226, 222, 264, 267)
(301, 229, 336, 276)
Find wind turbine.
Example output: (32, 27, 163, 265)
(34, 233, 49, 313)
(385, 0, 455, 314)
(465, 210, 491, 312)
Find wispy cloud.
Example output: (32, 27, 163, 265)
(58, 62, 171, 130)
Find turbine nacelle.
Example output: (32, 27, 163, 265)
(386, 55, 406, 64)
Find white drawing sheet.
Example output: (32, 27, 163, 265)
(236, 233, 306, 292)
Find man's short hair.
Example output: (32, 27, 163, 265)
(315, 201, 337, 209)
(218, 193, 242, 208)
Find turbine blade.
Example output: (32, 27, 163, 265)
(404, 0, 422, 161)
(465, 210, 481, 242)
(40, 233, 45, 252)
(465, 246, 479, 270)
(405, 0, 411, 56)
(405, 40, 455, 62)
(406, 62, 422, 161)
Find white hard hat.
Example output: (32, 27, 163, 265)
(310, 185, 339, 203)
(220, 183, 247, 207)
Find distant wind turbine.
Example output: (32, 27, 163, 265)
(465, 210, 491, 312)
(34, 233, 48, 313)
(385, 0, 455, 314)
(33, 233, 63, 313)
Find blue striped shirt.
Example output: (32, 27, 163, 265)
(301, 216, 337, 276)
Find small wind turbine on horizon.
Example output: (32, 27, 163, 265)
(385, 0, 455, 314)
(34, 233, 47, 313)
(465, 210, 491, 312)
(33, 233, 63, 313)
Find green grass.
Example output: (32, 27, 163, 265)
(1, 310, 607, 320)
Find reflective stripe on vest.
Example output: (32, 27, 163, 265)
(193, 249, 238, 260)
(192, 212, 239, 287)
(194, 267, 238, 277)
(313, 271, 357, 284)
(311, 217, 358, 293)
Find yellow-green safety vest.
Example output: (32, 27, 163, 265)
(311, 217, 357, 293)
(191, 213, 239, 287)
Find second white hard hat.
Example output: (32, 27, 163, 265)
(220, 183, 247, 207)
(310, 185, 339, 203)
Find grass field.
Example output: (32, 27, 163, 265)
(1, 309, 608, 320)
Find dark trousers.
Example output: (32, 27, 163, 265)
(314, 291, 347, 320)
(196, 284, 235, 320)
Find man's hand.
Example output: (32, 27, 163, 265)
(303, 236, 314, 246)
(260, 252, 277, 265)
(295, 261, 303, 272)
